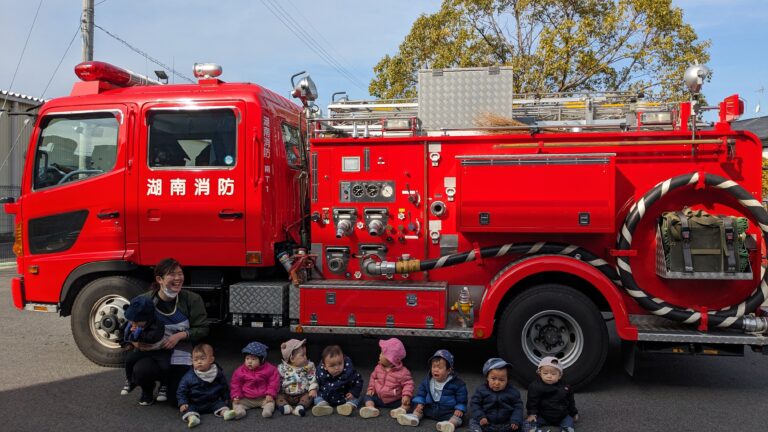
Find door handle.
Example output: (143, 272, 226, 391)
(97, 211, 120, 220)
(218, 211, 243, 219)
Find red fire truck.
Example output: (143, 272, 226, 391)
(4, 61, 767, 388)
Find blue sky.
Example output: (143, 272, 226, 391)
(1, 0, 766, 118)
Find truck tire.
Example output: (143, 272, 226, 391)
(497, 284, 608, 389)
(70, 276, 147, 367)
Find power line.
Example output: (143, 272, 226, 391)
(94, 24, 194, 83)
(1, 0, 44, 113)
(40, 22, 81, 99)
(260, 0, 368, 92)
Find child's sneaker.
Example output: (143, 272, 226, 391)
(561, 428, 575, 432)
(292, 405, 306, 417)
(359, 406, 380, 418)
(436, 421, 455, 432)
(390, 406, 407, 418)
(156, 385, 168, 402)
(336, 402, 355, 416)
(311, 402, 333, 416)
(138, 390, 154, 406)
(262, 402, 275, 418)
(223, 409, 237, 421)
(397, 413, 420, 427)
(120, 379, 133, 396)
(187, 414, 200, 428)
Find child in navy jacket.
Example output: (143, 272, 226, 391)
(311, 345, 364, 417)
(177, 344, 232, 428)
(469, 358, 524, 432)
(397, 349, 468, 432)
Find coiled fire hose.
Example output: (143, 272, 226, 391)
(363, 172, 768, 333)
(616, 172, 768, 332)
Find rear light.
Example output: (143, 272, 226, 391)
(74, 61, 162, 87)
(12, 223, 22, 256)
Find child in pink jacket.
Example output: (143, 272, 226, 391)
(225, 341, 280, 419)
(359, 338, 415, 419)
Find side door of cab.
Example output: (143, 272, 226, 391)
(19, 104, 130, 303)
(133, 102, 246, 266)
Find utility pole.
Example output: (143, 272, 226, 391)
(81, 0, 94, 61)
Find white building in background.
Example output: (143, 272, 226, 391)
(1, 90, 44, 191)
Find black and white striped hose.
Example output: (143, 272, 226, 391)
(616, 172, 768, 331)
(364, 172, 768, 333)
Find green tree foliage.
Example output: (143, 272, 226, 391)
(370, 0, 710, 100)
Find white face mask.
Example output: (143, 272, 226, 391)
(161, 286, 178, 299)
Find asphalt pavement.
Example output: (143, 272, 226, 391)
(0, 268, 766, 431)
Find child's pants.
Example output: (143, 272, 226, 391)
(314, 395, 359, 407)
(523, 415, 575, 432)
(276, 392, 313, 409)
(232, 397, 275, 418)
(361, 394, 402, 409)
(469, 418, 520, 432)
(181, 399, 228, 420)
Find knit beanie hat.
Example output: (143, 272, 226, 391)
(379, 338, 406, 366)
(124, 296, 155, 322)
(280, 339, 306, 362)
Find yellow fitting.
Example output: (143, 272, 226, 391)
(395, 259, 421, 273)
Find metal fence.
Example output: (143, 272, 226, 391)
(0, 185, 20, 262)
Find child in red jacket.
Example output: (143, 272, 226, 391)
(359, 338, 415, 419)
(224, 341, 280, 419)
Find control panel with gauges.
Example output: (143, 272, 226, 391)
(339, 181, 396, 203)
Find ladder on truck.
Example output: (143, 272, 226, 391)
(312, 92, 680, 138)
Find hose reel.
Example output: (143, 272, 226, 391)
(616, 172, 768, 332)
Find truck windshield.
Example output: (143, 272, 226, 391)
(33, 112, 119, 189)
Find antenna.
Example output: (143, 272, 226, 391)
(756, 86, 764, 114)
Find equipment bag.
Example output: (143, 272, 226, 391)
(660, 207, 749, 273)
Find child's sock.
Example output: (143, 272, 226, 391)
(311, 401, 333, 416)
(279, 404, 292, 415)
(390, 406, 407, 418)
(359, 406, 380, 418)
(336, 402, 355, 416)
(186, 415, 200, 428)
(397, 413, 420, 427)
(262, 401, 275, 418)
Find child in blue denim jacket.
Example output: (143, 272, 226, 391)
(397, 349, 468, 432)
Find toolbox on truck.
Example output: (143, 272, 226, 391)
(299, 280, 447, 329)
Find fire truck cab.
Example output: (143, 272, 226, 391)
(4, 62, 768, 388)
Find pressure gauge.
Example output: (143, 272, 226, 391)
(381, 184, 394, 198)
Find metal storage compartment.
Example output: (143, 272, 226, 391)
(456, 153, 616, 233)
(299, 280, 447, 329)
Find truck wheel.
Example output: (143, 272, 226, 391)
(497, 284, 608, 389)
(70, 276, 147, 367)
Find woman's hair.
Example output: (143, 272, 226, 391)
(150, 257, 182, 291)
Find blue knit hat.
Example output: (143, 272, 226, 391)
(124, 296, 155, 322)
(428, 349, 455, 369)
(242, 341, 268, 358)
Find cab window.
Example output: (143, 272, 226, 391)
(33, 112, 119, 189)
(282, 123, 302, 169)
(147, 109, 236, 169)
